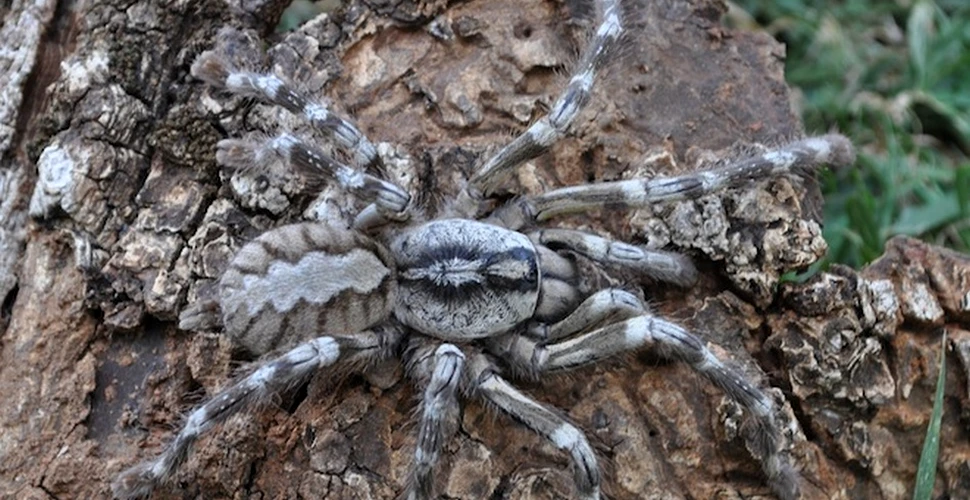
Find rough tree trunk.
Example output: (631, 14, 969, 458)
(1, 0, 967, 499)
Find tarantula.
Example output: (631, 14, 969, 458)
(113, 0, 855, 498)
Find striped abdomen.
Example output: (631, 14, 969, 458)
(219, 223, 396, 354)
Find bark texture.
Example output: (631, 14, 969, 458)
(0, 0, 967, 499)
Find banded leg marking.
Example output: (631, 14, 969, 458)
(513, 315, 798, 500)
(534, 229, 699, 287)
(216, 133, 410, 215)
(532, 134, 855, 220)
(471, 356, 601, 500)
(538, 288, 646, 341)
(466, 0, 623, 197)
(407, 344, 465, 500)
(112, 330, 400, 499)
(490, 288, 646, 379)
(192, 51, 380, 170)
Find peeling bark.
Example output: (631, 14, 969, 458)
(1, 0, 967, 499)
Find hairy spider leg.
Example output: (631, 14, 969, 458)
(531, 134, 855, 221)
(215, 133, 409, 216)
(191, 45, 411, 222)
(469, 354, 602, 500)
(460, 0, 624, 204)
(493, 308, 800, 500)
(112, 329, 401, 499)
(527, 288, 647, 342)
(533, 228, 699, 287)
(405, 344, 465, 500)
(192, 47, 382, 170)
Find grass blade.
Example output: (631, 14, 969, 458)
(913, 330, 947, 500)
(907, 0, 936, 89)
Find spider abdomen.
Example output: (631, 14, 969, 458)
(391, 219, 540, 340)
(219, 222, 397, 355)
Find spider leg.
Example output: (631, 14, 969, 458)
(533, 228, 698, 287)
(531, 244, 585, 322)
(352, 201, 411, 232)
(192, 48, 381, 170)
(191, 45, 411, 222)
(215, 133, 410, 217)
(469, 355, 602, 500)
(495, 314, 799, 500)
(112, 329, 401, 500)
(530, 134, 855, 221)
(489, 288, 646, 381)
(404, 343, 465, 500)
(531, 288, 646, 342)
(462, 0, 623, 200)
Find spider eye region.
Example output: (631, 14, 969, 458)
(392, 219, 540, 340)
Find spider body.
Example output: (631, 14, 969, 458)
(112, 1, 857, 498)
(223, 218, 549, 355)
(393, 219, 543, 340)
(219, 221, 397, 355)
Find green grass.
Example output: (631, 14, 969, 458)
(729, 0, 970, 268)
(913, 331, 947, 499)
(729, 3, 957, 494)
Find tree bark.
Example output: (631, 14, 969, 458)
(1, 0, 967, 499)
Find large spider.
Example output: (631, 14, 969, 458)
(113, 1, 854, 498)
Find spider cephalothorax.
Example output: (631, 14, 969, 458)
(112, 1, 855, 498)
